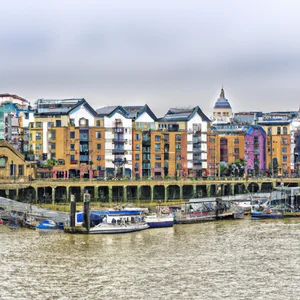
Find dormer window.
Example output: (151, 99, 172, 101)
(79, 118, 88, 127)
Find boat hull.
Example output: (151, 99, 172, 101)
(251, 212, 284, 219)
(147, 221, 174, 228)
(89, 223, 149, 234)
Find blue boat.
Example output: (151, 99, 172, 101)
(36, 220, 64, 231)
(251, 211, 284, 219)
(144, 214, 174, 228)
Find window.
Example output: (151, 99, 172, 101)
(155, 162, 161, 168)
(155, 135, 161, 142)
(176, 143, 181, 151)
(0, 157, 7, 168)
(56, 120, 61, 127)
(79, 118, 88, 126)
(135, 154, 140, 160)
(50, 130, 56, 139)
(48, 122, 54, 128)
(51, 143, 56, 150)
(57, 159, 65, 165)
(135, 134, 140, 141)
(36, 122, 42, 128)
(164, 134, 169, 142)
(210, 138, 215, 143)
(234, 148, 239, 154)
(97, 144, 101, 150)
(24, 113, 29, 119)
(97, 156, 101, 161)
(96, 132, 101, 139)
(155, 144, 161, 151)
(234, 139, 239, 144)
(70, 155, 75, 162)
(18, 165, 24, 176)
(155, 154, 161, 160)
(282, 155, 287, 162)
(277, 127, 281, 135)
(36, 133, 41, 140)
(268, 127, 272, 135)
(96, 120, 101, 126)
(176, 134, 181, 141)
(70, 132, 75, 139)
(176, 155, 181, 161)
(283, 127, 288, 135)
(135, 144, 140, 151)
(51, 153, 56, 159)
(70, 144, 75, 151)
(282, 147, 287, 153)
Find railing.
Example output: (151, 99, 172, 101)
(112, 149, 125, 154)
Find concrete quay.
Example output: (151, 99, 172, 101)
(0, 177, 298, 204)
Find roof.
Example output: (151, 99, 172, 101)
(125, 104, 157, 121)
(69, 100, 99, 117)
(36, 98, 85, 115)
(0, 93, 29, 103)
(96, 106, 128, 118)
(213, 88, 232, 109)
(97, 104, 158, 120)
(257, 120, 290, 126)
(158, 106, 210, 122)
(245, 125, 266, 136)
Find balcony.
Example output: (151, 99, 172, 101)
(142, 163, 151, 169)
(112, 148, 125, 154)
(113, 138, 126, 143)
(70, 160, 78, 164)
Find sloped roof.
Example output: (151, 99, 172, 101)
(246, 125, 266, 137)
(124, 104, 157, 121)
(0, 93, 29, 103)
(68, 99, 99, 117)
(158, 106, 210, 122)
(96, 105, 128, 118)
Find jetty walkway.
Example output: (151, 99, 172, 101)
(0, 177, 298, 204)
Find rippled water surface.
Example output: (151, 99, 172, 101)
(1, 218, 300, 299)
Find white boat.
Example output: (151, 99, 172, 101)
(144, 214, 174, 228)
(89, 222, 149, 234)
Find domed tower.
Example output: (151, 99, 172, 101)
(212, 88, 233, 123)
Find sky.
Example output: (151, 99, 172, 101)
(1, 0, 300, 118)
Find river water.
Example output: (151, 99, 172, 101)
(1, 218, 300, 300)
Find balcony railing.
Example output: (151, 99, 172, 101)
(112, 149, 125, 154)
(70, 160, 78, 164)
(113, 138, 126, 143)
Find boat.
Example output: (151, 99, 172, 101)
(251, 211, 284, 219)
(250, 187, 300, 220)
(172, 198, 244, 224)
(89, 216, 149, 234)
(144, 214, 174, 228)
(35, 220, 64, 232)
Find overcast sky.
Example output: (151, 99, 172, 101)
(1, 0, 300, 118)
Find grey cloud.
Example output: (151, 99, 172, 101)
(1, 0, 300, 117)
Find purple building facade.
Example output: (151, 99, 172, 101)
(245, 126, 267, 175)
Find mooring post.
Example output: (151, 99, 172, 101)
(83, 191, 90, 232)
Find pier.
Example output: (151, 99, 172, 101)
(0, 177, 298, 204)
